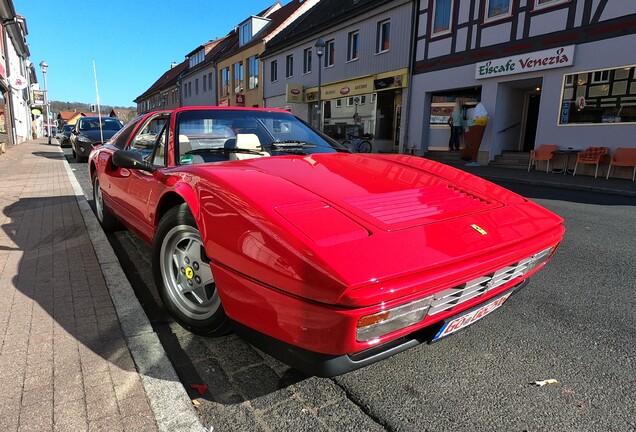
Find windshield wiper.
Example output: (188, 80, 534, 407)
(266, 141, 317, 154)
(185, 147, 264, 155)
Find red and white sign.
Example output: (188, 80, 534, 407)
(340, 86, 350, 95)
(433, 292, 512, 341)
(235, 94, 245, 106)
(10, 74, 28, 90)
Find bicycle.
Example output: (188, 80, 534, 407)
(342, 133, 372, 153)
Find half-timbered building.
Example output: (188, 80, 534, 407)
(408, 0, 636, 168)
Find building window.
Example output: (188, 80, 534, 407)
(534, 0, 570, 11)
(486, 0, 512, 20)
(559, 65, 636, 125)
(234, 61, 244, 93)
(188, 82, 192, 98)
(591, 70, 610, 84)
(271, 60, 278, 82)
(240, 21, 252, 46)
(189, 49, 205, 68)
(432, 0, 453, 35)
(325, 39, 335, 67)
(203, 76, 207, 92)
(209, 73, 213, 91)
(221, 67, 230, 97)
(195, 78, 199, 95)
(303, 48, 312, 74)
(249, 55, 259, 89)
(376, 19, 391, 53)
(336, 99, 342, 108)
(286, 55, 294, 78)
(347, 31, 359, 61)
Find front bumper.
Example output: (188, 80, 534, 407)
(232, 279, 528, 377)
(74, 140, 95, 156)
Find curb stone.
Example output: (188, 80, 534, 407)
(59, 146, 207, 432)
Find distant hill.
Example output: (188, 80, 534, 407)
(50, 101, 136, 116)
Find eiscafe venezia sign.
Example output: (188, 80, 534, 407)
(475, 45, 575, 79)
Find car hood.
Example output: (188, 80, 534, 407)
(187, 153, 564, 305)
(78, 129, 119, 143)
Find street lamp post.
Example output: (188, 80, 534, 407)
(39, 61, 51, 144)
(314, 38, 325, 131)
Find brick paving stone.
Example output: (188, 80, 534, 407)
(0, 141, 160, 432)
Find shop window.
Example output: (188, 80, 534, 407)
(303, 48, 312, 74)
(485, 0, 511, 21)
(432, 0, 453, 35)
(347, 31, 359, 61)
(376, 19, 391, 53)
(560, 65, 636, 125)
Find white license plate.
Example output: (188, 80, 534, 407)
(432, 292, 512, 341)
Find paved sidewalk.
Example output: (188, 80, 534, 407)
(0, 139, 202, 432)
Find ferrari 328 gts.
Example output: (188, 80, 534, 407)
(89, 107, 564, 376)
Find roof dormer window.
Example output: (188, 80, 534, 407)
(239, 16, 271, 47)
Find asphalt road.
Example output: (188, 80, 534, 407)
(64, 146, 636, 432)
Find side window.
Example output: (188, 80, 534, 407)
(110, 117, 140, 149)
(129, 116, 167, 161)
(152, 126, 167, 167)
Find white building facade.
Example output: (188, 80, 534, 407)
(262, 0, 414, 153)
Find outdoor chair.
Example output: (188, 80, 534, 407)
(573, 146, 608, 178)
(528, 144, 558, 173)
(606, 147, 636, 181)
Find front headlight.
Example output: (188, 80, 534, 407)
(77, 135, 91, 143)
(357, 295, 434, 342)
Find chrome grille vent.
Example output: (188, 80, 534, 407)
(428, 258, 532, 316)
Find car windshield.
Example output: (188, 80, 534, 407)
(78, 118, 122, 131)
(175, 109, 347, 161)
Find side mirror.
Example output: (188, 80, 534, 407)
(112, 150, 156, 173)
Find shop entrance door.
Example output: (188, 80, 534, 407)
(521, 92, 541, 152)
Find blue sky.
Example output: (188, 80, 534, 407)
(14, 0, 287, 107)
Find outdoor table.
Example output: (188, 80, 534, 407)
(553, 148, 581, 175)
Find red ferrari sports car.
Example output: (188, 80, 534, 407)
(89, 107, 564, 376)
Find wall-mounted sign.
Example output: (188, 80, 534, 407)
(475, 45, 575, 80)
(286, 84, 304, 103)
(31, 108, 42, 116)
(235, 94, 245, 106)
(10, 74, 28, 90)
(374, 75, 404, 91)
(32, 90, 45, 106)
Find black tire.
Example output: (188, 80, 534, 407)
(152, 204, 230, 335)
(359, 140, 372, 153)
(71, 147, 77, 160)
(76, 151, 87, 163)
(93, 176, 119, 231)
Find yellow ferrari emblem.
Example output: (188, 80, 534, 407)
(185, 267, 194, 279)
(471, 224, 488, 235)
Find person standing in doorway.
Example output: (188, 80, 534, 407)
(448, 101, 463, 151)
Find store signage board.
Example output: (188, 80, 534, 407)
(475, 45, 575, 79)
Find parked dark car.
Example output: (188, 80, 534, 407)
(70, 116, 123, 162)
(57, 124, 74, 148)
